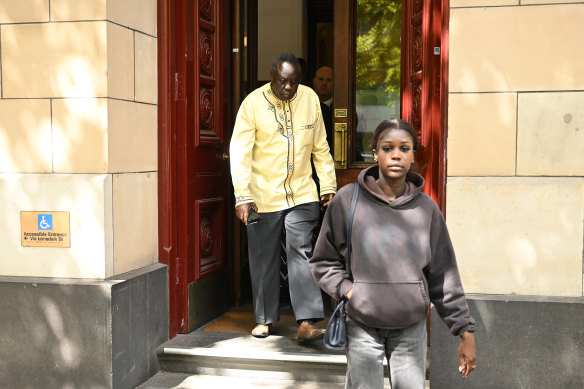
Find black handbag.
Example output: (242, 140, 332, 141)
(323, 183, 359, 350)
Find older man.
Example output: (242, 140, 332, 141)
(230, 52, 336, 341)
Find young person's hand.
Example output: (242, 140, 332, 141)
(346, 288, 353, 300)
(458, 331, 476, 377)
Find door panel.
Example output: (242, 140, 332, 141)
(333, 0, 447, 210)
(333, 1, 360, 187)
(175, 0, 230, 333)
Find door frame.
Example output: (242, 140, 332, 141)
(158, 0, 451, 338)
(158, 0, 179, 338)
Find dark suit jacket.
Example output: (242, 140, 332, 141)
(320, 101, 333, 151)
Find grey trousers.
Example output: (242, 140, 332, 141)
(246, 202, 324, 324)
(345, 316, 427, 389)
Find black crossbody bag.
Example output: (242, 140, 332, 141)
(323, 183, 359, 350)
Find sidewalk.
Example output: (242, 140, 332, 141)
(139, 372, 431, 388)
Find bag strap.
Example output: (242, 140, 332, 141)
(346, 183, 359, 281)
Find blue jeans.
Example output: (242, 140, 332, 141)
(345, 316, 427, 389)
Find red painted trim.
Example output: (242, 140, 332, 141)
(420, 0, 448, 214)
(427, 0, 440, 209)
(430, 0, 448, 213)
(421, 0, 433, 201)
(400, 1, 411, 123)
(175, 0, 189, 334)
(440, 0, 450, 215)
(157, 0, 179, 338)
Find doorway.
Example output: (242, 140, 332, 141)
(231, 0, 449, 300)
(158, 0, 449, 338)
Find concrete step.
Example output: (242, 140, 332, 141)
(140, 311, 429, 388)
(137, 372, 348, 388)
(155, 330, 348, 383)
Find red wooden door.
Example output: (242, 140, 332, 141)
(159, 0, 231, 336)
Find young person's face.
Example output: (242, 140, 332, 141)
(270, 61, 301, 101)
(373, 128, 415, 182)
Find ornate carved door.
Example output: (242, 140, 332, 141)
(159, 0, 231, 336)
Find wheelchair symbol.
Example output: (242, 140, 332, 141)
(38, 214, 53, 230)
(40, 217, 50, 229)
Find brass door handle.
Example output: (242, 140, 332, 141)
(334, 122, 347, 169)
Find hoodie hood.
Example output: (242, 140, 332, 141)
(357, 165, 425, 207)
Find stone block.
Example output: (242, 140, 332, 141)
(53, 98, 157, 174)
(517, 91, 584, 176)
(1, 22, 108, 98)
(0, 278, 113, 388)
(108, 99, 157, 173)
(135, 32, 158, 104)
(450, 4, 584, 92)
(451, 0, 517, 6)
(448, 93, 516, 176)
(523, 0, 581, 3)
(0, 0, 49, 23)
(1, 21, 135, 100)
(0, 263, 168, 389)
(52, 98, 109, 173)
(430, 295, 584, 388)
(107, 22, 134, 101)
(107, 0, 157, 36)
(0, 99, 52, 173)
(112, 172, 158, 275)
(110, 264, 169, 388)
(0, 173, 113, 279)
(50, 0, 106, 21)
(446, 177, 584, 296)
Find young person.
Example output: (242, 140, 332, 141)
(309, 119, 476, 388)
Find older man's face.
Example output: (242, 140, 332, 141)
(313, 66, 333, 102)
(270, 62, 301, 101)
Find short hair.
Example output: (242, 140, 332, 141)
(371, 119, 418, 152)
(271, 52, 300, 73)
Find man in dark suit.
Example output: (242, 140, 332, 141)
(313, 66, 333, 150)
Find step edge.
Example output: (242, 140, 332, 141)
(162, 346, 348, 365)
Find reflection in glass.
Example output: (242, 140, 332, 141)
(355, 1, 402, 162)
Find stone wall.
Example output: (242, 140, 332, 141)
(0, 263, 168, 389)
(0, 0, 159, 278)
(433, 3, 584, 387)
(447, 1, 584, 298)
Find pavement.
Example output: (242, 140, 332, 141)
(139, 372, 430, 388)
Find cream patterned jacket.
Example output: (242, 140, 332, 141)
(230, 83, 336, 213)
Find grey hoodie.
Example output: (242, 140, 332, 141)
(310, 166, 475, 335)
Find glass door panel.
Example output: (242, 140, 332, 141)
(355, 2, 402, 162)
